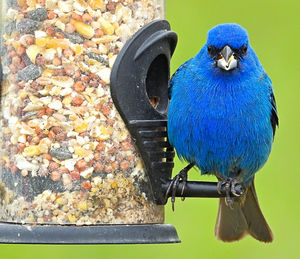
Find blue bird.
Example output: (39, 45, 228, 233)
(167, 23, 278, 242)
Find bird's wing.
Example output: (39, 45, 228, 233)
(270, 92, 279, 137)
(261, 72, 279, 138)
(169, 59, 192, 99)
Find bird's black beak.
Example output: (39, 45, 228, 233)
(216, 45, 238, 71)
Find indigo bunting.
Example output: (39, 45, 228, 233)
(167, 24, 278, 242)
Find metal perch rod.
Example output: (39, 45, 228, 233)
(162, 180, 243, 198)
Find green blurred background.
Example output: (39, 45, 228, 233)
(1, 0, 299, 258)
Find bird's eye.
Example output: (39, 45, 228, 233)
(242, 45, 248, 54)
(207, 45, 216, 55)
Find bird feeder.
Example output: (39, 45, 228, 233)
(0, 0, 239, 244)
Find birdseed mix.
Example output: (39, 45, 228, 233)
(0, 0, 164, 225)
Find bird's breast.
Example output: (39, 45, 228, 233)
(168, 79, 273, 178)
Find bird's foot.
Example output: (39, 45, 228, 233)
(165, 163, 194, 211)
(217, 178, 244, 209)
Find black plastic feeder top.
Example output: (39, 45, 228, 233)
(111, 19, 177, 205)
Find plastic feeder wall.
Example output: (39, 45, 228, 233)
(0, 0, 180, 244)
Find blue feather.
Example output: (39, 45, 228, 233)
(168, 24, 277, 185)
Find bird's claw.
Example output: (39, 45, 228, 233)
(165, 170, 188, 211)
(217, 178, 244, 209)
(217, 178, 244, 196)
(231, 180, 244, 197)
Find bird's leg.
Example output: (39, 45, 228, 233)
(217, 178, 233, 208)
(217, 178, 244, 209)
(165, 163, 195, 211)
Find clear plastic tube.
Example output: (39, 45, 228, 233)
(0, 0, 165, 225)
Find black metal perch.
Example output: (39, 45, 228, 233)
(162, 180, 243, 198)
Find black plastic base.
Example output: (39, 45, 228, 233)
(0, 223, 180, 244)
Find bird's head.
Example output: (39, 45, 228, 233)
(203, 24, 252, 73)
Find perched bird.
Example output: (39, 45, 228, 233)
(167, 23, 278, 242)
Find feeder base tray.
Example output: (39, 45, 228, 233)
(0, 223, 180, 244)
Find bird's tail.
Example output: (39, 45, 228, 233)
(215, 181, 273, 242)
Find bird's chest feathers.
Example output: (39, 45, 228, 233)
(190, 82, 267, 140)
(170, 77, 271, 156)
